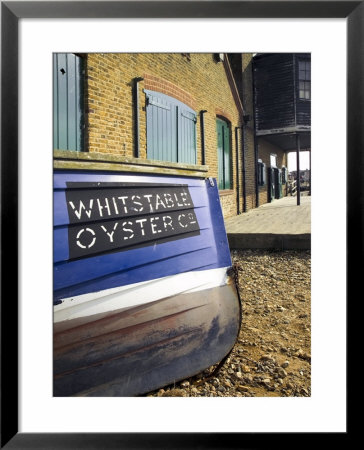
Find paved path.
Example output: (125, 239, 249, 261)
(225, 195, 311, 250)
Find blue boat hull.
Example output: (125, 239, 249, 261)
(53, 170, 241, 396)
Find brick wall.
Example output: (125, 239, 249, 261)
(79, 52, 290, 219)
(85, 53, 244, 219)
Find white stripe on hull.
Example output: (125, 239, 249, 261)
(54, 267, 230, 324)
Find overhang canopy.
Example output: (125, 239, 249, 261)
(257, 131, 311, 152)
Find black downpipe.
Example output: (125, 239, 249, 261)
(241, 120, 247, 213)
(235, 126, 240, 215)
(200, 110, 207, 165)
(133, 77, 144, 158)
(254, 137, 259, 207)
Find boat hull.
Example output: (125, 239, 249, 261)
(54, 278, 240, 396)
(53, 170, 241, 396)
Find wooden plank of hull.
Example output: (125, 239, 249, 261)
(53, 281, 241, 397)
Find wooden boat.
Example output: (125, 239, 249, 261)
(53, 170, 241, 396)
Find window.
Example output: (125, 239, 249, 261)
(257, 159, 266, 186)
(298, 59, 311, 100)
(270, 153, 277, 168)
(53, 53, 84, 151)
(145, 90, 197, 164)
(216, 118, 232, 190)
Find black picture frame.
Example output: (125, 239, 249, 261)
(1, 1, 358, 448)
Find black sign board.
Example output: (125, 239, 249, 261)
(65, 182, 201, 259)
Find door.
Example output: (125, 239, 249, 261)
(268, 168, 275, 202)
(274, 168, 283, 199)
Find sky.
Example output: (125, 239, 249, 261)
(287, 151, 311, 172)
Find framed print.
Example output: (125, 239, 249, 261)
(1, 1, 358, 448)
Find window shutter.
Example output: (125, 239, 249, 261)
(145, 90, 196, 164)
(53, 53, 84, 151)
(146, 91, 177, 163)
(178, 108, 197, 164)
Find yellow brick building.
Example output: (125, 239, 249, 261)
(53, 52, 287, 218)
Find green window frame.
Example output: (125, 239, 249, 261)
(53, 53, 85, 151)
(216, 118, 232, 190)
(145, 90, 197, 164)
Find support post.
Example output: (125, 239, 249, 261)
(309, 149, 311, 196)
(296, 133, 301, 205)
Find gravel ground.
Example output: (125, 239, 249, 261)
(145, 249, 311, 397)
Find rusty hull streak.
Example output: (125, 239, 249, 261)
(54, 327, 200, 379)
(54, 291, 210, 347)
(54, 293, 213, 372)
(54, 283, 241, 397)
(54, 303, 207, 353)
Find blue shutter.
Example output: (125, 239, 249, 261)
(146, 91, 177, 162)
(53, 53, 84, 151)
(178, 107, 197, 164)
(145, 90, 196, 164)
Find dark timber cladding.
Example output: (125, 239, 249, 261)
(253, 53, 311, 132)
(252, 53, 311, 206)
(254, 53, 295, 131)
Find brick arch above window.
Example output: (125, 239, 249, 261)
(215, 108, 233, 124)
(143, 73, 197, 111)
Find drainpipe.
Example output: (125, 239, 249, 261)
(242, 115, 251, 213)
(235, 126, 240, 215)
(254, 136, 259, 208)
(133, 77, 144, 158)
(200, 110, 207, 165)
(241, 124, 247, 213)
